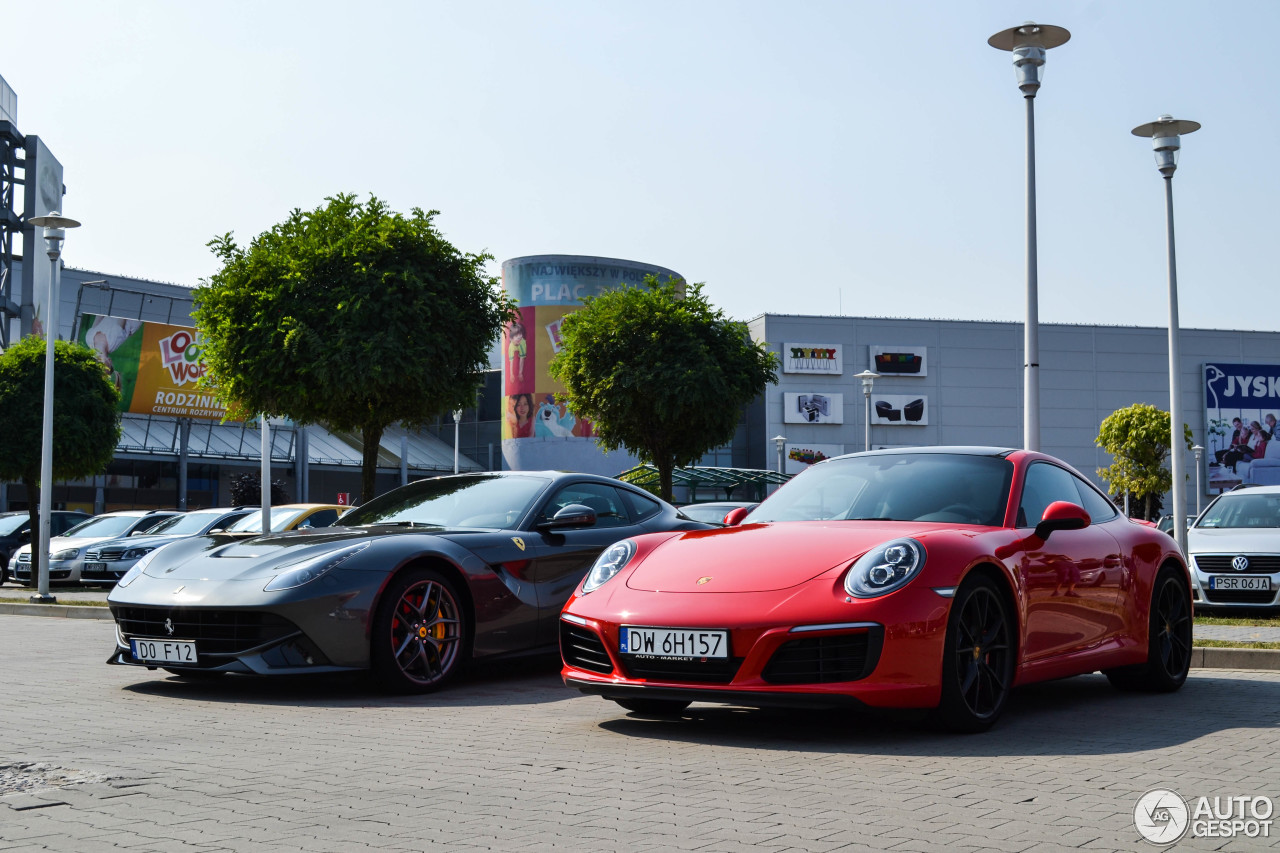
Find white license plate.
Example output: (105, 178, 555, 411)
(620, 626, 728, 658)
(83, 562, 107, 573)
(130, 638, 198, 664)
(1209, 576, 1272, 591)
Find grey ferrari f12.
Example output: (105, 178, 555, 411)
(107, 472, 708, 692)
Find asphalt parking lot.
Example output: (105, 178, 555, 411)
(1, 615, 1278, 852)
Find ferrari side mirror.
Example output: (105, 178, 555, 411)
(1034, 501, 1091, 541)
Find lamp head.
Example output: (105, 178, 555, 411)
(854, 369, 879, 395)
(1131, 115, 1201, 177)
(771, 434, 787, 451)
(27, 211, 81, 261)
(988, 23, 1071, 96)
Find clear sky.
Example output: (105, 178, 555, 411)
(4, 1, 1277, 331)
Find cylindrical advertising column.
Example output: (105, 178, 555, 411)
(500, 254, 681, 476)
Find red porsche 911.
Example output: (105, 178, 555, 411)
(560, 447, 1192, 731)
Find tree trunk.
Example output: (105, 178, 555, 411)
(360, 423, 385, 505)
(1145, 492, 1153, 522)
(657, 457, 674, 504)
(22, 474, 40, 588)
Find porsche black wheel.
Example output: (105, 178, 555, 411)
(372, 568, 467, 694)
(1106, 566, 1191, 692)
(613, 698, 691, 716)
(933, 575, 1014, 733)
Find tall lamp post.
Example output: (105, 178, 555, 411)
(771, 435, 787, 476)
(1192, 444, 1204, 516)
(989, 22, 1070, 452)
(453, 410, 463, 474)
(1132, 114, 1200, 557)
(854, 369, 879, 452)
(27, 212, 81, 604)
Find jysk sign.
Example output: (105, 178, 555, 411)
(783, 343, 842, 375)
(1203, 362, 1280, 461)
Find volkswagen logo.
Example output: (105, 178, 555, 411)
(1233, 555, 1250, 572)
(164, 618, 175, 636)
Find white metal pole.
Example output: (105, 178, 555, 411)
(261, 418, 271, 534)
(1024, 94, 1040, 452)
(1165, 176, 1188, 556)
(35, 249, 58, 601)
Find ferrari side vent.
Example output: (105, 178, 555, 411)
(762, 630, 883, 685)
(560, 622, 614, 674)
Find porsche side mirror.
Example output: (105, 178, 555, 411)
(723, 507, 751, 527)
(539, 503, 597, 530)
(1034, 501, 1091, 541)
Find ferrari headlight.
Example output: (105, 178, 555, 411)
(844, 538, 926, 598)
(122, 547, 154, 561)
(117, 549, 161, 588)
(264, 542, 369, 591)
(51, 548, 80, 561)
(582, 540, 636, 593)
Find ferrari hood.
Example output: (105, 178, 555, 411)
(625, 521, 933, 593)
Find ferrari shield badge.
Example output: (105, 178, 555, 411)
(512, 537, 526, 551)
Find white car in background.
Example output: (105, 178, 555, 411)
(10, 509, 181, 585)
(79, 507, 256, 585)
(1186, 484, 1280, 611)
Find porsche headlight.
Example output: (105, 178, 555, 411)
(582, 540, 636, 593)
(264, 542, 369, 591)
(844, 538, 926, 598)
(122, 547, 154, 561)
(117, 549, 162, 588)
(51, 548, 80, 561)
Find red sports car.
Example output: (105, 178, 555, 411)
(561, 447, 1192, 731)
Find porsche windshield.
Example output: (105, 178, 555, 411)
(338, 474, 552, 529)
(747, 452, 1014, 525)
(1196, 492, 1280, 529)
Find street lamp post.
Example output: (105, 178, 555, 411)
(854, 370, 879, 452)
(1192, 444, 1204, 516)
(771, 435, 787, 476)
(453, 410, 463, 474)
(26, 212, 81, 604)
(1132, 115, 1201, 557)
(989, 22, 1070, 452)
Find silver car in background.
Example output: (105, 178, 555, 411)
(81, 507, 256, 585)
(1187, 484, 1280, 611)
(11, 509, 181, 584)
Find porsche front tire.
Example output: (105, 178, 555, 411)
(933, 574, 1014, 733)
(371, 568, 467, 694)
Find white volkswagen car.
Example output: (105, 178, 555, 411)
(11, 509, 180, 585)
(1186, 485, 1280, 611)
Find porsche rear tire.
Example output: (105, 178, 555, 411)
(1105, 566, 1191, 693)
(612, 698, 691, 716)
(932, 575, 1014, 733)
(371, 568, 467, 694)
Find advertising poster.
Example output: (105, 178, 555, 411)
(783, 392, 844, 425)
(870, 345, 927, 377)
(784, 443, 844, 475)
(870, 394, 928, 425)
(79, 313, 230, 420)
(783, 343, 842, 375)
(1203, 363, 1280, 489)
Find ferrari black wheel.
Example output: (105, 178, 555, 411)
(612, 698, 691, 716)
(372, 568, 467, 694)
(1106, 567, 1191, 692)
(933, 575, 1014, 733)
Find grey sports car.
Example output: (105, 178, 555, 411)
(106, 471, 708, 692)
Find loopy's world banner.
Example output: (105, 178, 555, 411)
(78, 314, 232, 421)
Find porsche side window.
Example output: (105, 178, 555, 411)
(540, 484, 628, 528)
(1017, 463, 1081, 529)
(620, 489, 661, 522)
(1072, 477, 1117, 523)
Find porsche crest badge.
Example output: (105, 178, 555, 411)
(697, 576, 712, 585)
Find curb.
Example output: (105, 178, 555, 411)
(1191, 646, 1280, 671)
(0, 603, 112, 620)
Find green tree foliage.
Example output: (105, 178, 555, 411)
(548, 276, 778, 501)
(0, 336, 121, 582)
(1095, 402, 1193, 520)
(195, 194, 517, 501)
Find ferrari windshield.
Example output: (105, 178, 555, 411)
(338, 474, 552, 529)
(747, 452, 1014, 526)
(1196, 492, 1280, 529)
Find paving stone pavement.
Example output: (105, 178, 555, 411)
(1, 616, 1278, 852)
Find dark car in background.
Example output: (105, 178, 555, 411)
(0, 510, 92, 584)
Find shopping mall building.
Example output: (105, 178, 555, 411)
(3, 254, 1278, 515)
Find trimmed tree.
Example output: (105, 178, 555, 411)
(548, 276, 778, 502)
(0, 336, 121, 583)
(195, 194, 517, 501)
(1095, 402, 1193, 520)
